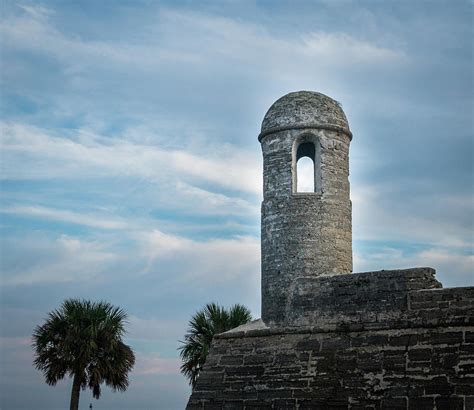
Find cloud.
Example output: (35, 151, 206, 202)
(1, 5, 407, 84)
(140, 229, 190, 259)
(0, 335, 37, 380)
(296, 157, 315, 192)
(0, 336, 31, 349)
(352, 184, 473, 249)
(1, 205, 129, 230)
(159, 10, 406, 69)
(138, 229, 260, 282)
(1, 120, 260, 231)
(171, 150, 261, 195)
(415, 249, 474, 287)
(17, 4, 53, 20)
(301, 32, 406, 64)
(133, 354, 181, 376)
(175, 182, 258, 216)
(354, 246, 473, 288)
(1, 225, 260, 287)
(1, 234, 119, 285)
(127, 315, 186, 343)
(0, 5, 198, 71)
(1, 122, 261, 195)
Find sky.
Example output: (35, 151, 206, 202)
(0, 0, 472, 408)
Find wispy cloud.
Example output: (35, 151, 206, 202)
(138, 229, 260, 283)
(354, 246, 473, 288)
(159, 10, 406, 69)
(1, 205, 129, 230)
(17, 4, 53, 20)
(0, 2, 417, 158)
(1, 122, 261, 195)
(0, 5, 198, 71)
(1, 5, 407, 84)
(133, 354, 181, 376)
(174, 182, 258, 216)
(127, 315, 186, 342)
(301, 32, 406, 64)
(1, 234, 119, 285)
(1, 227, 260, 287)
(352, 184, 473, 249)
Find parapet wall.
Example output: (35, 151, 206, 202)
(284, 267, 442, 327)
(187, 269, 474, 409)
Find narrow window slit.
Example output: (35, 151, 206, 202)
(297, 156, 315, 192)
(295, 141, 320, 193)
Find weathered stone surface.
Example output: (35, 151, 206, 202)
(259, 91, 351, 139)
(188, 320, 474, 408)
(185, 92, 474, 409)
(189, 329, 473, 407)
(260, 91, 353, 326)
(188, 271, 474, 408)
(285, 267, 441, 327)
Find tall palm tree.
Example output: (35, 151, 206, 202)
(32, 299, 135, 410)
(179, 302, 252, 388)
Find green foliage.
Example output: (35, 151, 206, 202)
(178, 302, 252, 388)
(32, 299, 135, 408)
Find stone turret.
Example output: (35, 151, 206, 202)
(187, 90, 473, 409)
(187, 91, 474, 410)
(259, 91, 353, 326)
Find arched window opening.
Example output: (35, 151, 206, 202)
(294, 141, 321, 193)
(297, 156, 314, 192)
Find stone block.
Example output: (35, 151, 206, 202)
(435, 396, 464, 410)
(408, 397, 434, 410)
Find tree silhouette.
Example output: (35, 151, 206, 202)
(32, 299, 135, 410)
(179, 302, 252, 387)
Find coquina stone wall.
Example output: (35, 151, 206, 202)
(185, 92, 474, 409)
(260, 92, 353, 326)
(187, 269, 474, 409)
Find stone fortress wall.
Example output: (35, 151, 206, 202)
(188, 269, 474, 409)
(186, 92, 474, 409)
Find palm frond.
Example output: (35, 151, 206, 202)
(178, 302, 252, 388)
(32, 299, 135, 402)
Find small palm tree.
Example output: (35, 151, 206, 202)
(179, 302, 252, 388)
(32, 299, 135, 410)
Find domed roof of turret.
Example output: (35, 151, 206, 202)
(259, 91, 351, 141)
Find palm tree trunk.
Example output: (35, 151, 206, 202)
(70, 372, 82, 410)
